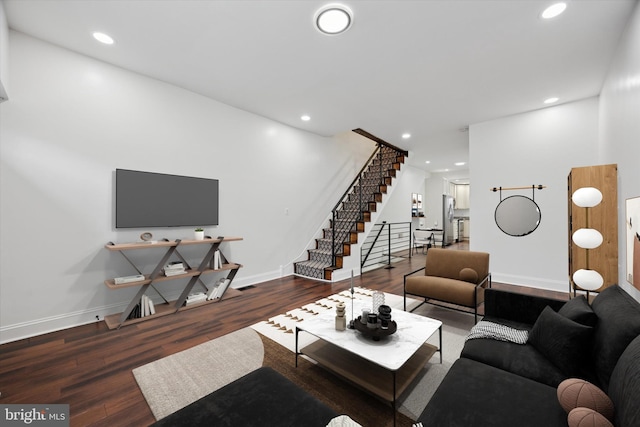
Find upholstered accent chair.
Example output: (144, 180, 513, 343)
(404, 248, 491, 322)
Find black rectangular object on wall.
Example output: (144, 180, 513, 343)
(116, 169, 219, 228)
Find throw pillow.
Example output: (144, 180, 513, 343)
(326, 415, 363, 427)
(559, 296, 598, 327)
(528, 306, 593, 376)
(459, 268, 478, 283)
(567, 407, 614, 427)
(557, 378, 614, 420)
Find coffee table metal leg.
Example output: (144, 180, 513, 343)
(295, 326, 299, 367)
(392, 370, 397, 427)
(439, 324, 443, 363)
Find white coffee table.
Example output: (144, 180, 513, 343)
(295, 299, 442, 417)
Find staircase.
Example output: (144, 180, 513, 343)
(294, 133, 407, 281)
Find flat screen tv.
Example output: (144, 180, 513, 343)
(116, 169, 219, 228)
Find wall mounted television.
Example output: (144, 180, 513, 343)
(116, 169, 219, 228)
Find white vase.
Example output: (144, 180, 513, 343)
(194, 230, 204, 240)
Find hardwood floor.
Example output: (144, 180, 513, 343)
(0, 242, 568, 427)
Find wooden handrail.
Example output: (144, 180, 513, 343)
(352, 128, 409, 157)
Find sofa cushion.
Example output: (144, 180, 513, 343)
(607, 334, 640, 427)
(326, 415, 362, 427)
(590, 286, 640, 392)
(529, 306, 593, 377)
(483, 289, 566, 326)
(423, 248, 489, 284)
(417, 358, 567, 427)
(151, 367, 338, 427)
(557, 378, 614, 420)
(459, 268, 478, 283)
(405, 276, 480, 307)
(567, 408, 614, 427)
(461, 337, 567, 387)
(559, 296, 598, 327)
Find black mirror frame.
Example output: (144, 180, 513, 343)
(494, 195, 542, 237)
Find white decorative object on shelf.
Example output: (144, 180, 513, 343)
(194, 228, 204, 240)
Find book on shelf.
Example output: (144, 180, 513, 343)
(142, 295, 156, 317)
(167, 261, 183, 268)
(206, 283, 219, 300)
(185, 292, 207, 306)
(127, 302, 142, 320)
(206, 277, 231, 300)
(163, 262, 186, 276)
(147, 296, 156, 315)
(216, 278, 231, 299)
(126, 296, 156, 319)
(164, 268, 187, 277)
(211, 250, 225, 270)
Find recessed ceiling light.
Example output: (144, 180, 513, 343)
(425, 161, 431, 164)
(544, 97, 559, 104)
(93, 32, 114, 45)
(315, 4, 353, 35)
(541, 2, 567, 19)
(455, 162, 466, 166)
(301, 115, 311, 121)
(402, 133, 411, 139)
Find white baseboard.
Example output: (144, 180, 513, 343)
(0, 304, 115, 344)
(0, 270, 287, 344)
(491, 273, 569, 294)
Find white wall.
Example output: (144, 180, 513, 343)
(0, 1, 8, 98)
(378, 164, 427, 224)
(470, 97, 600, 292)
(0, 31, 375, 342)
(599, 1, 640, 299)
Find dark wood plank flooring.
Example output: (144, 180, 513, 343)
(0, 242, 568, 426)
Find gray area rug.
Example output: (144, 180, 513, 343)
(132, 327, 264, 420)
(397, 304, 474, 419)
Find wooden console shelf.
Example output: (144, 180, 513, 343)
(104, 236, 243, 329)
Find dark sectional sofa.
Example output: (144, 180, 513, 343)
(150, 285, 640, 427)
(417, 285, 640, 427)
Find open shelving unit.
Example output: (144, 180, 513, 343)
(103, 236, 243, 329)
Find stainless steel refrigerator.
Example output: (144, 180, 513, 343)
(442, 195, 455, 246)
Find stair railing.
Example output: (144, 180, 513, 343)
(330, 139, 407, 267)
(361, 221, 412, 270)
(331, 144, 381, 266)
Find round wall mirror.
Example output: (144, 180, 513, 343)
(495, 195, 541, 237)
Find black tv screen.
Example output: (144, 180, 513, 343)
(116, 169, 219, 228)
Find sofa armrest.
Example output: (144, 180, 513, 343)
(404, 266, 426, 283)
(477, 273, 491, 289)
(484, 288, 567, 325)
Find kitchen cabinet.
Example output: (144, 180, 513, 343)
(454, 184, 470, 209)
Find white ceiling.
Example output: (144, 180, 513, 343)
(3, 0, 637, 176)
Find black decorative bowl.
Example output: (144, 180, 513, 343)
(353, 316, 397, 341)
